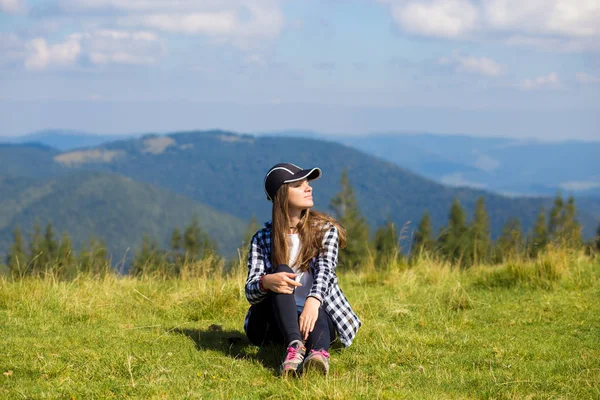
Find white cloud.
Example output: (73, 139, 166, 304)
(0, 0, 27, 14)
(57, 0, 230, 13)
(379, 0, 600, 51)
(545, 0, 600, 37)
(23, 30, 163, 70)
(438, 51, 504, 76)
(4, 1, 280, 71)
(494, 0, 600, 52)
(576, 72, 600, 84)
(118, 6, 284, 50)
(126, 12, 238, 35)
(56, 0, 284, 47)
(83, 30, 163, 65)
(387, 0, 478, 38)
(520, 72, 561, 90)
(25, 36, 81, 70)
(484, 0, 600, 38)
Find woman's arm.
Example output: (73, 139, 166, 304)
(307, 223, 339, 303)
(245, 233, 269, 304)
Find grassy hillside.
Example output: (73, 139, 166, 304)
(0, 172, 247, 260)
(1, 252, 598, 398)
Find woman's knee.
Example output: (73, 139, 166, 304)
(245, 325, 265, 347)
(245, 306, 277, 346)
(274, 264, 293, 274)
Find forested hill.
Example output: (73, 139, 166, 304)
(0, 143, 66, 179)
(0, 171, 247, 260)
(4, 130, 596, 247)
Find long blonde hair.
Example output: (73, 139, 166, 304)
(271, 183, 346, 271)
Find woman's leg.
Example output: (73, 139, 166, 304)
(270, 264, 302, 346)
(245, 264, 302, 347)
(304, 308, 336, 352)
(302, 309, 335, 375)
(245, 295, 283, 347)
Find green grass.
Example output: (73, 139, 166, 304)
(1, 253, 599, 399)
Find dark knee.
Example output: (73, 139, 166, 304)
(275, 264, 293, 273)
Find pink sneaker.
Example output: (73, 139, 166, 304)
(280, 341, 306, 377)
(303, 349, 330, 375)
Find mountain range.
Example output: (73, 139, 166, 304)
(6, 129, 599, 198)
(267, 131, 600, 198)
(1, 130, 598, 263)
(1, 130, 139, 151)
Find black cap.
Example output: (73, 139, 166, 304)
(264, 163, 322, 202)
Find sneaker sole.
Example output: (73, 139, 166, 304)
(281, 366, 300, 378)
(303, 358, 328, 375)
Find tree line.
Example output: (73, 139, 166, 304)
(333, 169, 594, 269)
(3, 169, 600, 278)
(3, 214, 226, 279)
(5, 222, 110, 279)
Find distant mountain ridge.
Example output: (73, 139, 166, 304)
(0, 130, 140, 151)
(6, 129, 598, 198)
(18, 131, 600, 230)
(274, 131, 600, 198)
(1, 130, 598, 263)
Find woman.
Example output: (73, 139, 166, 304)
(243, 163, 361, 377)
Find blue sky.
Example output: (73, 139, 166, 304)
(0, 0, 599, 140)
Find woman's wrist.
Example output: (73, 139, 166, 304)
(259, 274, 269, 292)
(305, 296, 321, 307)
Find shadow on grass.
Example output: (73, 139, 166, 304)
(169, 325, 282, 374)
(169, 324, 344, 376)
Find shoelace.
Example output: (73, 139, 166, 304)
(310, 349, 330, 358)
(285, 346, 303, 362)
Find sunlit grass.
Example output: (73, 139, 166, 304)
(1, 251, 599, 399)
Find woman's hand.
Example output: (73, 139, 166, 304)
(299, 297, 321, 340)
(262, 272, 301, 294)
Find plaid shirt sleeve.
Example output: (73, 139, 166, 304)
(245, 232, 268, 304)
(308, 223, 339, 303)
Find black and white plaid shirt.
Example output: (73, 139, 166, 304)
(244, 221, 362, 347)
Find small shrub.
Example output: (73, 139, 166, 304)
(474, 251, 568, 289)
(445, 281, 473, 311)
(179, 255, 225, 280)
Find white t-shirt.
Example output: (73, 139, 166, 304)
(288, 233, 313, 312)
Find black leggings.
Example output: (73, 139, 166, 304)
(245, 264, 336, 352)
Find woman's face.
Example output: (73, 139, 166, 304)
(287, 179, 314, 210)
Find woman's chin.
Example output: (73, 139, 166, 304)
(290, 200, 314, 210)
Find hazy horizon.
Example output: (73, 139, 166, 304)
(1, 100, 598, 142)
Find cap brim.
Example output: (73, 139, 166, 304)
(283, 167, 322, 184)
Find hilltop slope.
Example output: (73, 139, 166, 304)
(0, 172, 246, 260)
